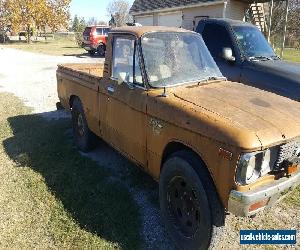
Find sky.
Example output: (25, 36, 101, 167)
(70, 0, 135, 22)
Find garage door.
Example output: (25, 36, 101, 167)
(135, 15, 153, 26)
(158, 12, 182, 27)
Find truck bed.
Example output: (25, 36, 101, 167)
(57, 63, 105, 117)
(57, 63, 104, 81)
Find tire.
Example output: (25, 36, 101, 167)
(97, 44, 105, 57)
(88, 50, 96, 56)
(159, 150, 225, 250)
(71, 98, 97, 152)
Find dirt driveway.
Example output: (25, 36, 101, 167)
(0, 47, 299, 249)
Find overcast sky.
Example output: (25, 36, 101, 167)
(70, 0, 135, 22)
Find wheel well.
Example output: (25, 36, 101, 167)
(69, 95, 79, 109)
(161, 141, 214, 184)
(161, 142, 199, 168)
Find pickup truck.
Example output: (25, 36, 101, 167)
(57, 26, 300, 250)
(196, 18, 300, 101)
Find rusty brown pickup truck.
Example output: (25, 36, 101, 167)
(57, 26, 300, 249)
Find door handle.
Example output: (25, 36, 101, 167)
(107, 86, 114, 94)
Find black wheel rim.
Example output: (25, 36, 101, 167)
(98, 46, 104, 56)
(76, 113, 85, 137)
(167, 176, 201, 238)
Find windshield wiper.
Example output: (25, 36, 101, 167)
(249, 56, 272, 61)
(197, 76, 227, 84)
(271, 55, 281, 60)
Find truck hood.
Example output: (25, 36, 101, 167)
(248, 59, 300, 101)
(170, 80, 300, 148)
(251, 59, 300, 81)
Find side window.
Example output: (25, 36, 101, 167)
(202, 23, 234, 59)
(134, 46, 143, 85)
(96, 28, 102, 35)
(112, 37, 134, 82)
(103, 28, 110, 35)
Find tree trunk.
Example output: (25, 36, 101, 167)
(26, 26, 31, 44)
(44, 27, 47, 41)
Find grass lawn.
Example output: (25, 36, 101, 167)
(282, 48, 300, 63)
(2, 37, 85, 56)
(0, 92, 142, 249)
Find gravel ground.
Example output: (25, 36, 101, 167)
(0, 47, 299, 249)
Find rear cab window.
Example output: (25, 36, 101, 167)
(83, 27, 91, 36)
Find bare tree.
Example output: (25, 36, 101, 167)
(86, 17, 107, 26)
(268, 0, 300, 46)
(87, 17, 97, 26)
(107, 0, 132, 27)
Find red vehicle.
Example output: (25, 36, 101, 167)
(82, 25, 110, 56)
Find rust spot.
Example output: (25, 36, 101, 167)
(250, 98, 271, 108)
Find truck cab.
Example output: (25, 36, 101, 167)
(196, 18, 300, 101)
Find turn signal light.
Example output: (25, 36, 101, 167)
(287, 164, 298, 175)
(249, 198, 269, 212)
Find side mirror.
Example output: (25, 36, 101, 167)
(117, 72, 134, 89)
(222, 47, 236, 62)
(117, 72, 127, 85)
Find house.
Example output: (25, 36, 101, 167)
(130, 0, 266, 31)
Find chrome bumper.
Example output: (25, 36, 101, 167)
(228, 170, 300, 217)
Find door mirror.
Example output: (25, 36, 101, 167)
(117, 72, 127, 85)
(222, 47, 235, 62)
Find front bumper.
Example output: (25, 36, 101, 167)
(228, 170, 300, 217)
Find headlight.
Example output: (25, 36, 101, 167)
(236, 147, 278, 185)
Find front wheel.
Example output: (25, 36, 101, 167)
(159, 151, 225, 250)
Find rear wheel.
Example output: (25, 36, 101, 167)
(159, 150, 225, 250)
(71, 98, 97, 152)
(88, 50, 96, 56)
(97, 44, 105, 57)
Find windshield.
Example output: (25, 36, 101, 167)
(233, 26, 276, 59)
(141, 32, 223, 88)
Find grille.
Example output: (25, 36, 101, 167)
(274, 139, 300, 170)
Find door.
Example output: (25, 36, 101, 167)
(158, 12, 182, 27)
(100, 35, 147, 167)
(135, 15, 154, 26)
(201, 23, 242, 82)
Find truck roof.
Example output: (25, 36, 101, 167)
(200, 18, 256, 28)
(111, 26, 193, 38)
